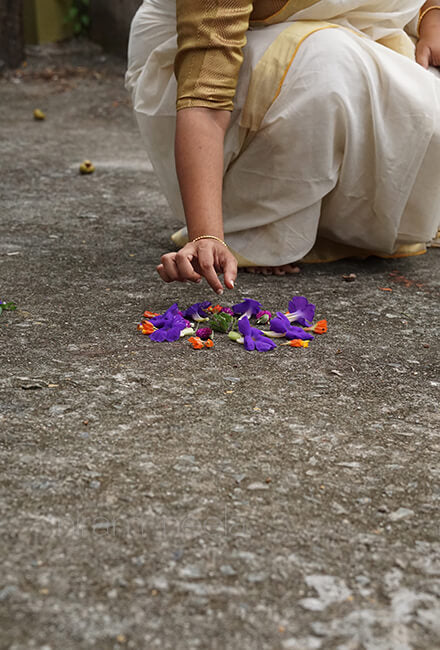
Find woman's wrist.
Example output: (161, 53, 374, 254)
(418, 4, 440, 37)
(187, 221, 224, 242)
(191, 235, 228, 247)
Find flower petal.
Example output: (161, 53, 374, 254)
(255, 337, 276, 351)
(232, 299, 262, 317)
(243, 335, 256, 351)
(285, 326, 314, 341)
(270, 312, 290, 334)
(238, 316, 252, 337)
(150, 329, 167, 342)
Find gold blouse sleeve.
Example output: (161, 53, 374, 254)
(175, 0, 253, 112)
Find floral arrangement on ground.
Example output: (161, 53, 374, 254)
(137, 296, 327, 352)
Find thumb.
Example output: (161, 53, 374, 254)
(416, 42, 431, 69)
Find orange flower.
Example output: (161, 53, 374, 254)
(188, 336, 214, 349)
(188, 336, 204, 349)
(140, 321, 155, 335)
(143, 310, 159, 318)
(207, 304, 222, 314)
(288, 339, 309, 348)
(305, 319, 328, 334)
(313, 319, 327, 334)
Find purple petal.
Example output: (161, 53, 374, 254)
(285, 326, 314, 341)
(269, 312, 290, 334)
(238, 316, 252, 337)
(255, 337, 277, 351)
(243, 335, 256, 351)
(181, 302, 207, 320)
(165, 326, 182, 342)
(150, 329, 167, 342)
(287, 296, 316, 325)
(288, 296, 308, 313)
(232, 299, 262, 316)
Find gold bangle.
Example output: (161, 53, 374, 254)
(417, 5, 440, 37)
(191, 235, 228, 248)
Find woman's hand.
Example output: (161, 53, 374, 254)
(156, 239, 237, 295)
(416, 5, 440, 68)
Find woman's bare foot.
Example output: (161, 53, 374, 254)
(244, 264, 301, 276)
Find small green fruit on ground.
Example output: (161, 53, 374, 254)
(79, 160, 95, 174)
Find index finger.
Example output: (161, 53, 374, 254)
(197, 249, 224, 295)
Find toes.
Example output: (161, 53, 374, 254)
(283, 264, 301, 274)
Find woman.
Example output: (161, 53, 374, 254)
(126, 1, 440, 295)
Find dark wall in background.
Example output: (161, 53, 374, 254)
(90, 0, 142, 58)
(0, 0, 25, 67)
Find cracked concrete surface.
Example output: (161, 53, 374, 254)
(1, 42, 440, 650)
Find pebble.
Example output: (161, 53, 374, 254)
(389, 507, 414, 521)
(246, 482, 270, 491)
(0, 586, 16, 601)
(220, 565, 237, 577)
(246, 572, 267, 583)
(150, 576, 169, 590)
(178, 565, 205, 579)
(282, 637, 322, 649)
(299, 575, 352, 611)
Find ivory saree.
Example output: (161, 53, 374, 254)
(126, 0, 440, 265)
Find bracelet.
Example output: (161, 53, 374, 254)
(417, 5, 440, 37)
(191, 235, 228, 248)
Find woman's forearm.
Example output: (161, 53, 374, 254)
(175, 107, 231, 242)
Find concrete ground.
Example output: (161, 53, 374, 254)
(1, 41, 440, 650)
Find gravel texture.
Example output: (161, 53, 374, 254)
(1, 41, 440, 650)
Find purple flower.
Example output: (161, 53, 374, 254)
(285, 296, 315, 326)
(182, 301, 211, 322)
(221, 307, 234, 316)
(238, 316, 277, 351)
(269, 313, 314, 340)
(150, 323, 183, 342)
(195, 327, 212, 340)
(149, 303, 181, 327)
(148, 303, 187, 342)
(232, 299, 262, 320)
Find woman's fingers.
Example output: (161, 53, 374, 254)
(156, 262, 172, 283)
(222, 251, 238, 289)
(160, 252, 181, 282)
(156, 242, 238, 294)
(197, 247, 224, 295)
(416, 41, 431, 68)
(174, 250, 202, 282)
